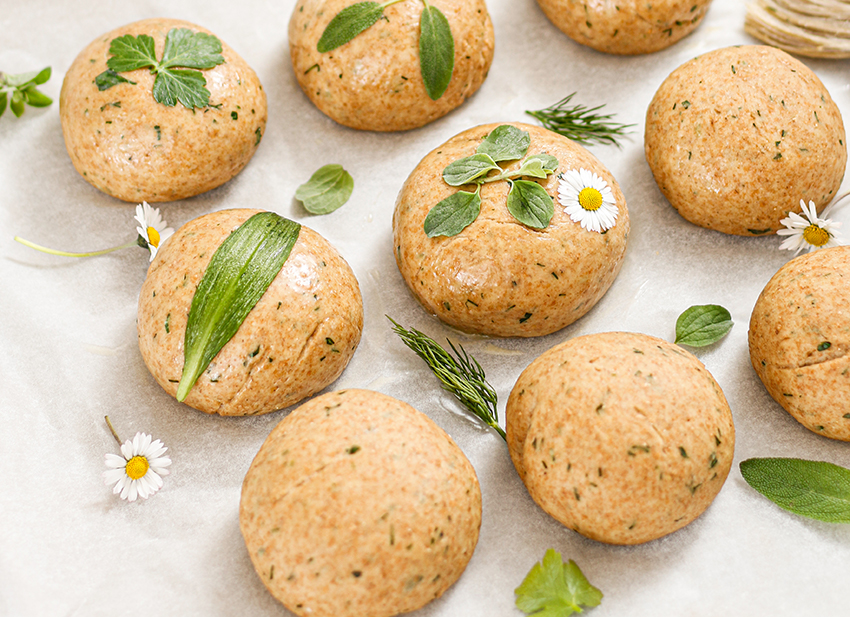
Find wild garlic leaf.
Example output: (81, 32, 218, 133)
(160, 28, 224, 69)
(675, 304, 733, 347)
(517, 153, 559, 179)
(507, 180, 554, 229)
(740, 458, 850, 523)
(515, 549, 602, 617)
(295, 164, 354, 215)
(424, 189, 481, 237)
(177, 213, 301, 402)
(106, 34, 159, 72)
(419, 2, 454, 100)
(442, 153, 499, 186)
(95, 69, 136, 91)
(317, 2, 384, 53)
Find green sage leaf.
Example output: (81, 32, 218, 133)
(424, 189, 481, 237)
(506, 180, 554, 229)
(419, 2, 454, 100)
(317, 2, 384, 53)
(477, 125, 531, 162)
(177, 213, 301, 401)
(95, 69, 136, 91)
(675, 304, 733, 347)
(442, 154, 499, 186)
(295, 164, 354, 215)
(517, 153, 559, 178)
(740, 458, 850, 523)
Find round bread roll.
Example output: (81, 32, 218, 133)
(137, 209, 362, 416)
(506, 332, 735, 545)
(537, 0, 712, 55)
(240, 389, 482, 617)
(393, 122, 629, 338)
(645, 45, 846, 236)
(60, 18, 267, 202)
(749, 246, 850, 440)
(288, 0, 494, 131)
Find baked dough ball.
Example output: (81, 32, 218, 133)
(240, 389, 481, 617)
(537, 0, 712, 55)
(393, 122, 629, 337)
(60, 18, 267, 202)
(288, 0, 494, 131)
(749, 246, 850, 440)
(645, 45, 846, 236)
(137, 209, 362, 416)
(506, 332, 735, 544)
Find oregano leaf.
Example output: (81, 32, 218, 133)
(9, 90, 24, 117)
(518, 153, 559, 178)
(477, 125, 531, 162)
(317, 2, 384, 53)
(424, 189, 481, 237)
(442, 153, 499, 186)
(0, 92, 7, 117)
(22, 86, 52, 108)
(506, 180, 554, 229)
(295, 164, 354, 215)
(675, 304, 733, 347)
(419, 2, 454, 100)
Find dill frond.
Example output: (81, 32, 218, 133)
(526, 93, 634, 147)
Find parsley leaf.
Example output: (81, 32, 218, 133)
(515, 549, 602, 617)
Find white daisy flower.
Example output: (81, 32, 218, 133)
(558, 168, 618, 233)
(135, 201, 174, 261)
(777, 199, 843, 255)
(104, 431, 172, 502)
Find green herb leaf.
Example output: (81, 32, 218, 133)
(423, 189, 481, 237)
(526, 92, 634, 147)
(106, 33, 159, 72)
(419, 2, 454, 100)
(515, 549, 603, 617)
(4, 67, 48, 88)
(507, 180, 554, 229)
(160, 28, 224, 69)
(442, 153, 499, 186)
(177, 213, 301, 401)
(477, 125, 531, 162)
(9, 90, 24, 117)
(295, 164, 354, 215)
(1, 67, 53, 117)
(0, 92, 7, 118)
(153, 68, 211, 109)
(517, 153, 559, 179)
(674, 304, 733, 347)
(388, 317, 504, 440)
(317, 1, 384, 53)
(740, 458, 850, 523)
(95, 69, 136, 91)
(22, 86, 52, 108)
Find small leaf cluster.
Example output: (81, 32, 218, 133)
(95, 28, 225, 109)
(295, 164, 354, 215)
(0, 67, 52, 118)
(317, 0, 454, 100)
(515, 549, 603, 617)
(424, 125, 559, 237)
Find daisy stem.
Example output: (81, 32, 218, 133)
(104, 415, 123, 447)
(13, 236, 139, 258)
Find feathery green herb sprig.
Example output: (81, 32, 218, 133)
(526, 93, 634, 147)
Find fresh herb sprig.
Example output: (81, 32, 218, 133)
(526, 93, 633, 147)
(515, 549, 603, 616)
(95, 28, 225, 109)
(388, 317, 505, 440)
(0, 67, 52, 118)
(295, 164, 354, 215)
(675, 304, 734, 347)
(424, 125, 559, 237)
(317, 0, 454, 100)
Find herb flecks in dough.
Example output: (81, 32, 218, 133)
(515, 549, 603, 616)
(526, 93, 633, 147)
(0, 67, 52, 118)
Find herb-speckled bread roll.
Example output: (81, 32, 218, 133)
(506, 332, 735, 545)
(240, 389, 482, 617)
(645, 45, 846, 236)
(137, 209, 362, 416)
(288, 0, 494, 131)
(537, 0, 712, 55)
(60, 18, 266, 202)
(749, 246, 850, 440)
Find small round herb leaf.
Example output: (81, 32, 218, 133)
(675, 304, 733, 347)
(506, 180, 554, 229)
(317, 2, 384, 53)
(442, 154, 499, 186)
(516, 153, 559, 179)
(419, 2, 455, 100)
(740, 458, 850, 523)
(295, 164, 354, 215)
(477, 125, 531, 162)
(424, 189, 481, 237)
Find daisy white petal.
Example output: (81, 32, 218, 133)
(558, 168, 619, 233)
(103, 430, 172, 502)
(778, 199, 844, 255)
(135, 202, 174, 261)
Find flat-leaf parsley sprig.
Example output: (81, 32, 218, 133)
(388, 317, 505, 440)
(0, 67, 52, 118)
(526, 93, 634, 147)
(515, 549, 603, 616)
(95, 28, 225, 109)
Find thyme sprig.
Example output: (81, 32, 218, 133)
(526, 93, 634, 147)
(388, 317, 505, 440)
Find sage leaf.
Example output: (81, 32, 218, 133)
(507, 180, 554, 229)
(317, 2, 384, 53)
(442, 154, 499, 186)
(419, 2, 454, 100)
(177, 213, 301, 402)
(295, 164, 354, 215)
(477, 125, 531, 162)
(675, 304, 733, 347)
(740, 458, 850, 523)
(517, 153, 559, 179)
(424, 189, 481, 237)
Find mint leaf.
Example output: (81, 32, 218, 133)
(675, 304, 733, 347)
(424, 189, 481, 237)
(477, 125, 531, 162)
(153, 68, 210, 109)
(507, 180, 554, 229)
(517, 153, 559, 179)
(160, 28, 224, 70)
(317, 2, 384, 53)
(442, 154, 499, 186)
(740, 458, 850, 523)
(106, 33, 158, 72)
(515, 549, 602, 617)
(419, 2, 454, 100)
(295, 164, 354, 215)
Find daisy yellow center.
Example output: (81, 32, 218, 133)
(803, 224, 830, 247)
(125, 455, 149, 480)
(578, 187, 603, 212)
(146, 226, 161, 248)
